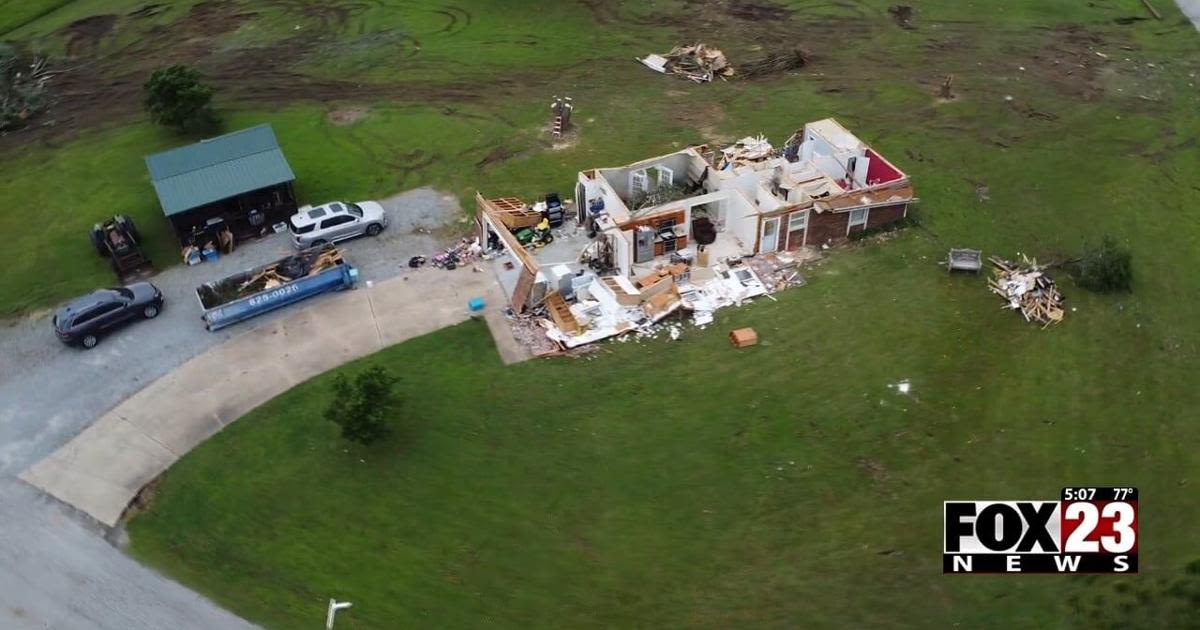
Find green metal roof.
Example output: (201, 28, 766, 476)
(145, 124, 295, 217)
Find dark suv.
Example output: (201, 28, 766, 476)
(52, 282, 164, 349)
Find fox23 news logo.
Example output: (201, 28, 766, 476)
(943, 487, 1137, 574)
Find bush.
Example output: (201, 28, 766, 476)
(1071, 236, 1132, 293)
(324, 367, 401, 446)
(143, 64, 216, 131)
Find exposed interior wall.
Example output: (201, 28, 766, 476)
(728, 192, 760, 251)
(865, 148, 904, 186)
(599, 153, 694, 204)
(613, 229, 632, 277)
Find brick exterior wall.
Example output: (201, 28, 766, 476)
(807, 210, 850, 245)
(865, 203, 908, 229)
(784, 228, 806, 250)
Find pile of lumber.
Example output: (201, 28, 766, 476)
(987, 255, 1064, 327)
(716, 135, 775, 170)
(640, 43, 734, 83)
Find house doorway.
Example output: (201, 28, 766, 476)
(760, 216, 780, 253)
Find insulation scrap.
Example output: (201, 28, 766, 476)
(987, 255, 1065, 327)
(639, 43, 734, 83)
(717, 135, 775, 170)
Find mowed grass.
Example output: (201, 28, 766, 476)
(127, 231, 1199, 628)
(4, 0, 1200, 626)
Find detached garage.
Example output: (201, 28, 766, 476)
(145, 124, 298, 245)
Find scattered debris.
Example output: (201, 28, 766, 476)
(739, 49, 808, 79)
(729, 327, 758, 348)
(946, 248, 982, 274)
(431, 237, 482, 270)
(1140, 0, 1162, 21)
(938, 74, 955, 100)
(987, 255, 1065, 327)
(888, 4, 915, 29)
(889, 379, 912, 394)
(0, 46, 55, 131)
(716, 135, 775, 170)
(639, 43, 734, 83)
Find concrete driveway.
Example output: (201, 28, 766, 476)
(0, 188, 477, 628)
(22, 267, 509, 526)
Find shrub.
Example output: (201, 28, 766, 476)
(1071, 236, 1132, 293)
(324, 366, 401, 446)
(143, 64, 216, 131)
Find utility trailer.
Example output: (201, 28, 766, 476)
(196, 245, 357, 331)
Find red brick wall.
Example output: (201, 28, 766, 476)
(807, 210, 849, 245)
(865, 203, 908, 230)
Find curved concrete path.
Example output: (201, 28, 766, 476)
(21, 266, 516, 527)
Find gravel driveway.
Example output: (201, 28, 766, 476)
(0, 187, 465, 628)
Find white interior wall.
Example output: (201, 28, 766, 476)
(726, 192, 760, 253)
(613, 229, 632, 277)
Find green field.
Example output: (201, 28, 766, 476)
(4, 0, 1200, 627)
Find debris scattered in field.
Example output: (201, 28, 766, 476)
(987, 255, 1065, 327)
(740, 49, 808, 79)
(639, 43, 734, 83)
(889, 380, 912, 394)
(0, 48, 55, 131)
(888, 4, 915, 29)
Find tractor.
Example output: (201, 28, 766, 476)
(89, 215, 153, 282)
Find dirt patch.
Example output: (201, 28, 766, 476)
(726, 0, 792, 21)
(888, 5, 915, 30)
(265, 0, 372, 33)
(327, 105, 369, 125)
(855, 456, 890, 483)
(1019, 24, 1124, 102)
(60, 14, 117, 57)
(476, 144, 516, 167)
(0, 0, 518, 150)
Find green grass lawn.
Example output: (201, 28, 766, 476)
(4, 0, 1200, 626)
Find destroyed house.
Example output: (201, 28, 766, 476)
(476, 118, 913, 318)
(145, 124, 298, 244)
(571, 118, 913, 272)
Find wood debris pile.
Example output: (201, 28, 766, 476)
(197, 246, 343, 309)
(716, 135, 775, 170)
(987, 255, 1064, 327)
(640, 43, 733, 83)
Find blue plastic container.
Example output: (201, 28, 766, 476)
(468, 297, 486, 312)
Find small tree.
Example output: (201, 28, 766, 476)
(143, 64, 215, 131)
(1072, 236, 1132, 293)
(325, 366, 400, 446)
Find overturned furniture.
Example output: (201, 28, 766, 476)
(195, 245, 356, 331)
(987, 255, 1064, 327)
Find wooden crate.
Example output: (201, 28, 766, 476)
(729, 327, 758, 348)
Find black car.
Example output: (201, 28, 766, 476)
(52, 282, 164, 349)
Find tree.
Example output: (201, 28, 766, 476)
(324, 366, 400, 446)
(143, 64, 215, 131)
(1071, 236, 1132, 293)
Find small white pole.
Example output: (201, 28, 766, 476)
(326, 599, 353, 629)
